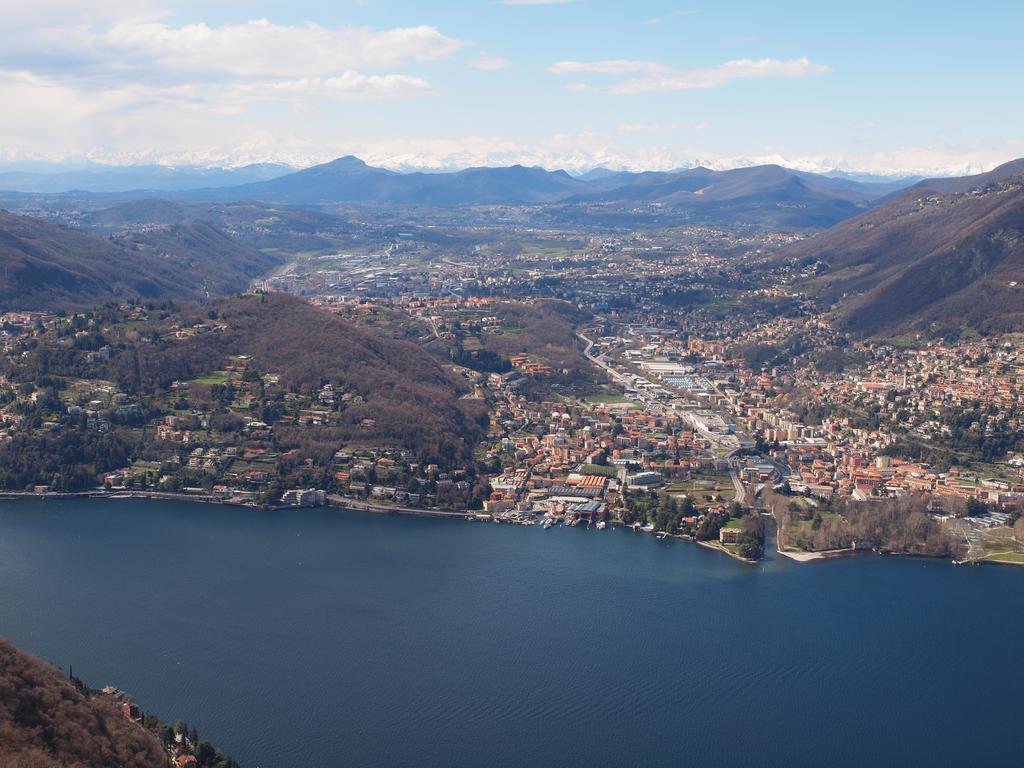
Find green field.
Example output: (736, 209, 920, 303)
(584, 392, 633, 405)
(984, 551, 1024, 564)
(191, 372, 229, 386)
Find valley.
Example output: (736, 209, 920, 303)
(1, 155, 1023, 564)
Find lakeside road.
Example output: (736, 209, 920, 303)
(0, 490, 474, 519)
(325, 495, 472, 520)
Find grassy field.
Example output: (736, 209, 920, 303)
(983, 551, 1024, 564)
(666, 474, 734, 501)
(191, 372, 229, 386)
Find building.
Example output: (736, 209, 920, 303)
(719, 527, 744, 545)
(280, 488, 326, 507)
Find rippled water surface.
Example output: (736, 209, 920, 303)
(1, 500, 1022, 767)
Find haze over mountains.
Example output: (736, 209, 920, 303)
(0, 162, 295, 195)
(179, 156, 908, 227)
(0, 156, 914, 229)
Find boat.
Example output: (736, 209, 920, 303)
(596, 521, 607, 530)
(542, 519, 554, 530)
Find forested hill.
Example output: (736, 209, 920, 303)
(781, 158, 1024, 337)
(102, 293, 487, 465)
(0, 211, 281, 310)
(0, 637, 166, 767)
(0, 637, 240, 768)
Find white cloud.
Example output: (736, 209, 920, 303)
(550, 56, 830, 94)
(470, 53, 513, 71)
(14, 19, 466, 80)
(548, 60, 671, 76)
(2, 1, 163, 26)
(232, 73, 433, 101)
(0, 15, 465, 154)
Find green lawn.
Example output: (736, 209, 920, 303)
(984, 551, 1024, 564)
(584, 393, 632, 405)
(191, 372, 228, 386)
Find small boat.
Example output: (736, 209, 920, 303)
(596, 521, 607, 530)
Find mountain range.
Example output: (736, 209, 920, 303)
(181, 156, 906, 227)
(785, 159, 1024, 336)
(3, 154, 1023, 338)
(0, 156, 914, 229)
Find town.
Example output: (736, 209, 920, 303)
(1, 213, 1022, 567)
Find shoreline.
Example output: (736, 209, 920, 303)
(776, 546, 863, 563)
(3, 491, 1021, 569)
(695, 539, 759, 565)
(774, 535, 1024, 569)
(0, 489, 474, 517)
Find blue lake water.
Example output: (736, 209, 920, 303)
(0, 499, 1022, 767)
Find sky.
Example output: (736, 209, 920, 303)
(1, 0, 1022, 175)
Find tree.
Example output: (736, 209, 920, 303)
(966, 497, 990, 517)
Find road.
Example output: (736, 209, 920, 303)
(577, 330, 632, 387)
(730, 468, 746, 506)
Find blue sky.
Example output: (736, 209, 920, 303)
(1, 0, 1021, 174)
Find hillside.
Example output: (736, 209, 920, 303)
(783, 159, 1024, 336)
(566, 164, 902, 228)
(0, 637, 167, 768)
(112, 221, 281, 294)
(108, 293, 486, 464)
(0, 211, 281, 310)
(0, 637, 240, 768)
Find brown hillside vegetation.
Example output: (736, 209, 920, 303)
(480, 300, 592, 372)
(782, 159, 1024, 337)
(0, 211, 281, 310)
(110, 293, 486, 464)
(0, 638, 166, 768)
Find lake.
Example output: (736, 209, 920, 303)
(0, 499, 1021, 767)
